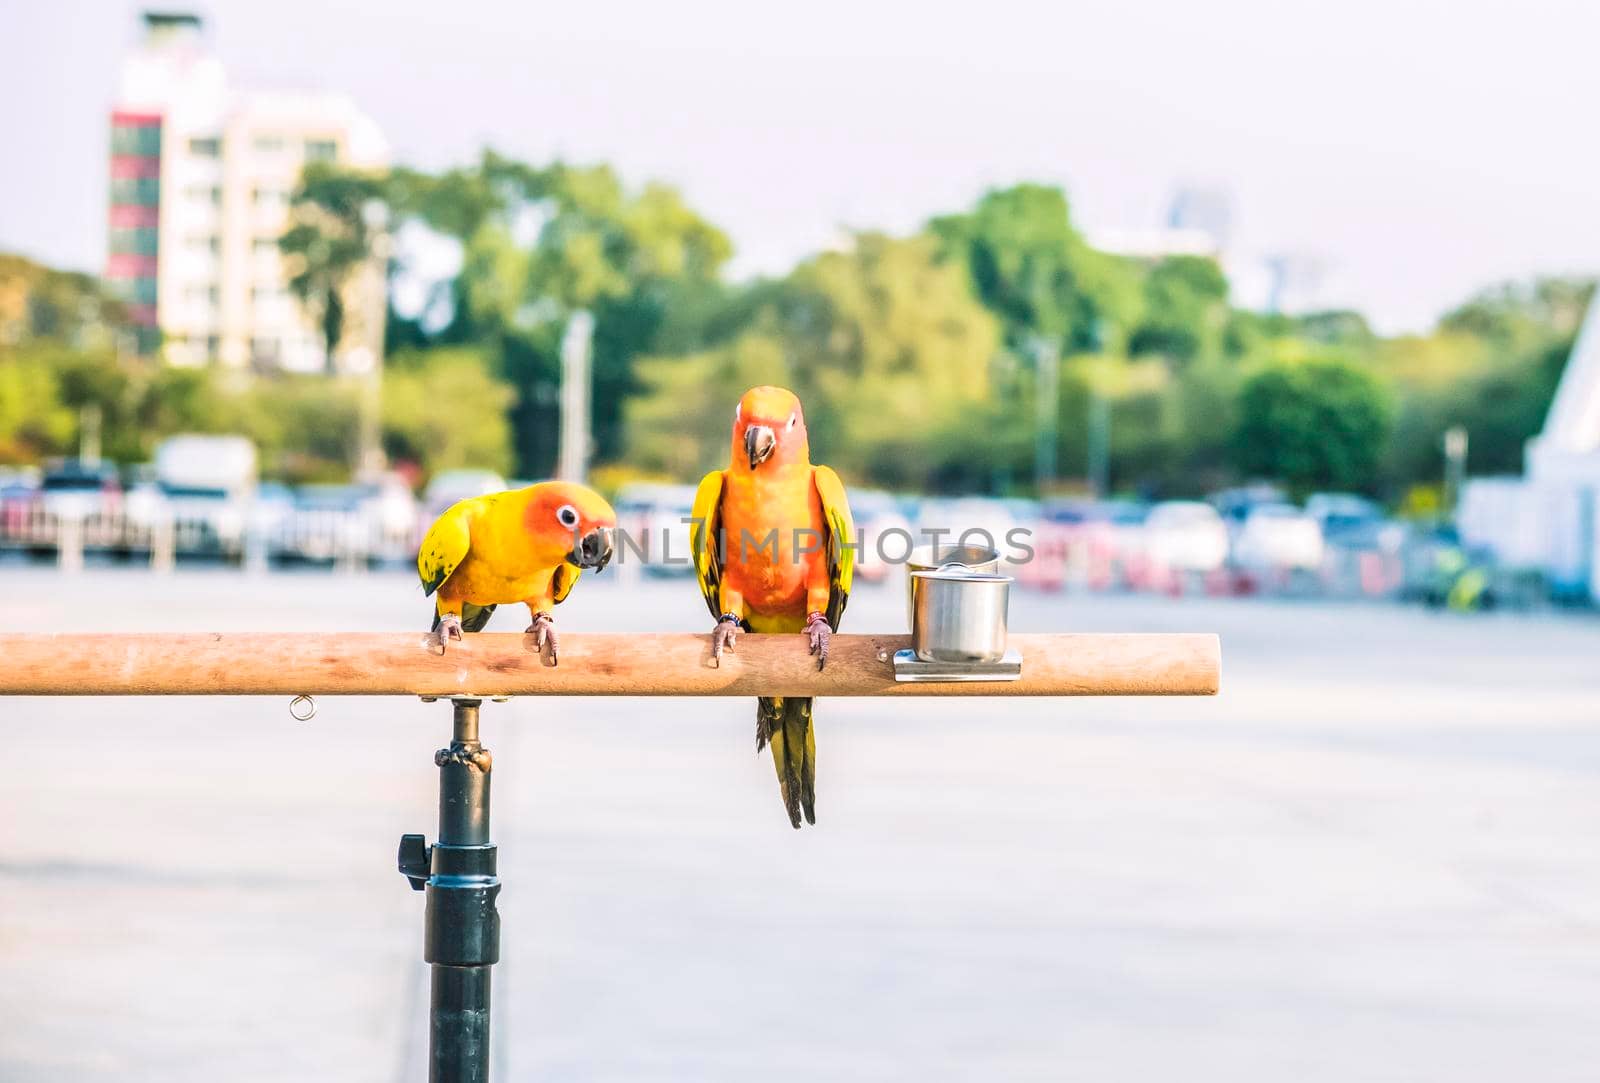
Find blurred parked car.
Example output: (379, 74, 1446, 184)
(851, 489, 912, 583)
(39, 460, 122, 522)
(0, 464, 42, 500)
(282, 485, 373, 564)
(1030, 499, 1101, 590)
(155, 435, 257, 558)
(0, 467, 39, 539)
(1394, 524, 1533, 610)
(1231, 503, 1324, 574)
(1210, 483, 1287, 528)
(250, 482, 296, 556)
(636, 483, 700, 575)
(121, 477, 168, 538)
(362, 473, 421, 563)
(916, 497, 1023, 563)
(1143, 500, 1229, 574)
(1305, 492, 1384, 544)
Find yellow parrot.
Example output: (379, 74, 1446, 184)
(418, 481, 616, 664)
(692, 386, 854, 829)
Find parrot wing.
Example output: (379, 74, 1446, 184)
(690, 470, 727, 623)
(813, 465, 854, 629)
(551, 562, 580, 605)
(418, 499, 474, 597)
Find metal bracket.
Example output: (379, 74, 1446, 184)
(397, 833, 430, 891)
(891, 647, 1023, 682)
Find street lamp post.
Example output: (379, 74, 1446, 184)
(1032, 336, 1060, 496)
(1443, 425, 1468, 515)
(558, 310, 594, 484)
(1087, 392, 1110, 499)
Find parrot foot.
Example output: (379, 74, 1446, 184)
(805, 611, 831, 670)
(709, 614, 740, 667)
(432, 613, 464, 654)
(525, 611, 558, 666)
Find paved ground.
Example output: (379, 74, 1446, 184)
(2, 567, 1599, 1081)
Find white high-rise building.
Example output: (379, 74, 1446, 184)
(106, 12, 388, 373)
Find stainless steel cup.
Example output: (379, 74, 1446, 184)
(909, 568, 1013, 663)
(905, 543, 1000, 627)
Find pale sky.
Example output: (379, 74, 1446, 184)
(4, 0, 1599, 332)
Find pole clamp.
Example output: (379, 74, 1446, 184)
(434, 746, 493, 772)
(398, 833, 431, 891)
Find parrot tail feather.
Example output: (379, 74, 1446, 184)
(760, 696, 814, 829)
(798, 697, 816, 826)
(756, 696, 781, 752)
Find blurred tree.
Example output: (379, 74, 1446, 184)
(1222, 309, 1296, 359)
(0, 253, 128, 352)
(381, 347, 515, 480)
(280, 164, 390, 371)
(1164, 359, 1242, 492)
(1439, 276, 1593, 353)
(1295, 309, 1377, 349)
(627, 330, 792, 479)
(1128, 256, 1229, 365)
(1232, 354, 1392, 494)
(8, 178, 1594, 508)
(390, 153, 733, 475)
(0, 346, 76, 461)
(131, 366, 229, 450)
(627, 232, 1001, 489)
(929, 184, 1142, 352)
(237, 376, 362, 483)
(1375, 277, 1590, 488)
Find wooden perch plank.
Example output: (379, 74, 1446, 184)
(0, 632, 1219, 698)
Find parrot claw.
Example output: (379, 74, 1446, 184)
(805, 611, 831, 670)
(433, 614, 464, 654)
(710, 616, 740, 667)
(526, 612, 558, 667)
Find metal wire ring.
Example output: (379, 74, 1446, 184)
(289, 694, 316, 722)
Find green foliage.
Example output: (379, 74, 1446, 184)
(3, 156, 1594, 504)
(626, 232, 1001, 490)
(381, 347, 515, 479)
(627, 331, 792, 478)
(0, 253, 127, 352)
(1231, 354, 1392, 494)
(0, 347, 77, 461)
(281, 164, 389, 367)
(1295, 310, 1377, 348)
(1439, 277, 1592, 352)
(236, 376, 361, 481)
(930, 183, 1141, 351)
(1128, 256, 1229, 364)
(384, 152, 733, 476)
(1374, 277, 1586, 487)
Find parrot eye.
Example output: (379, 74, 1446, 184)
(556, 504, 579, 530)
(786, 412, 798, 431)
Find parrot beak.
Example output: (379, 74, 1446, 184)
(571, 526, 614, 572)
(745, 425, 776, 469)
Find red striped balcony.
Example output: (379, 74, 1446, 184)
(108, 205, 159, 227)
(106, 253, 158, 277)
(110, 156, 161, 178)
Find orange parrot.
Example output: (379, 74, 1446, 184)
(418, 481, 616, 664)
(691, 386, 854, 829)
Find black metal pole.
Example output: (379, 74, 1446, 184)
(399, 697, 500, 1083)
